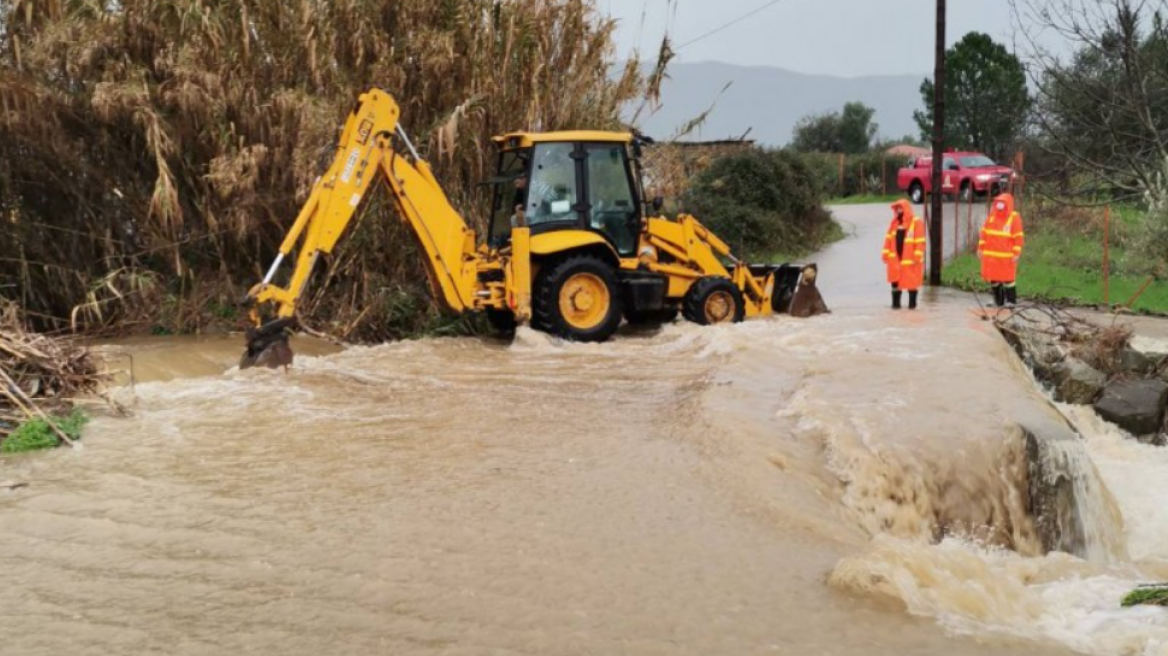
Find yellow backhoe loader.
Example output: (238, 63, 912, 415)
(240, 88, 826, 368)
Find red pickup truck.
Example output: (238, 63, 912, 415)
(897, 152, 1015, 204)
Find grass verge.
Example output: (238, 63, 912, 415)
(827, 193, 905, 206)
(1, 409, 89, 454)
(941, 202, 1168, 314)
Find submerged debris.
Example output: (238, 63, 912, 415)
(0, 301, 104, 450)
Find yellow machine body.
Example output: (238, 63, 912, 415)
(241, 88, 822, 367)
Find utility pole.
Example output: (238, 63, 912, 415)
(929, 0, 946, 285)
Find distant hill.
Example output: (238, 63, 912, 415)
(626, 61, 926, 147)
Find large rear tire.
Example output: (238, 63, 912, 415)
(533, 254, 623, 342)
(682, 277, 745, 325)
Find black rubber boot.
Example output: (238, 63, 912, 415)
(908, 290, 918, 309)
(1005, 286, 1017, 306)
(892, 290, 902, 309)
(992, 285, 1005, 307)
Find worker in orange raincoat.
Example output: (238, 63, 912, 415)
(977, 193, 1025, 307)
(882, 199, 926, 309)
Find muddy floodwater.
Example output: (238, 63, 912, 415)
(3, 204, 1167, 655)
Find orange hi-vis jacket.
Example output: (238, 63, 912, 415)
(882, 199, 925, 291)
(978, 193, 1024, 283)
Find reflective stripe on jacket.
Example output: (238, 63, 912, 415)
(978, 193, 1024, 283)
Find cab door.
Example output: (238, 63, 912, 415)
(582, 143, 640, 256)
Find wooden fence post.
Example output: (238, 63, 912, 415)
(1103, 205, 1111, 305)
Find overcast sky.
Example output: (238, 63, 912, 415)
(599, 0, 1067, 77)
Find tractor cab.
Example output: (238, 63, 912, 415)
(486, 132, 644, 256)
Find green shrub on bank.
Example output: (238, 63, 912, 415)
(1122, 586, 1168, 607)
(680, 149, 839, 260)
(1, 410, 89, 454)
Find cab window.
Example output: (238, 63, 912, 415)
(488, 149, 530, 247)
(525, 143, 578, 227)
(585, 144, 638, 255)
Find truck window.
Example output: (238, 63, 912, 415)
(959, 155, 996, 168)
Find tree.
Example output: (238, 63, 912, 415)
(791, 102, 878, 154)
(1013, 0, 1168, 199)
(913, 32, 1030, 160)
(838, 102, 879, 154)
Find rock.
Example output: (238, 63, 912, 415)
(996, 323, 1064, 382)
(1093, 378, 1168, 436)
(1120, 347, 1154, 375)
(1051, 358, 1107, 404)
(1130, 336, 1168, 363)
(1136, 433, 1167, 447)
(1024, 428, 1085, 556)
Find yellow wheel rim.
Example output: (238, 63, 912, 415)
(704, 290, 735, 323)
(559, 272, 610, 330)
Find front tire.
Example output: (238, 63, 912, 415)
(682, 277, 745, 325)
(909, 182, 924, 204)
(958, 181, 972, 203)
(533, 254, 623, 342)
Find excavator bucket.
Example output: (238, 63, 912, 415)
(776, 264, 829, 317)
(240, 317, 296, 370)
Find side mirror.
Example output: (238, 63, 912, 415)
(651, 197, 664, 213)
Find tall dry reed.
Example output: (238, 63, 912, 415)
(0, 0, 652, 340)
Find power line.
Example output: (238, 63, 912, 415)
(675, 0, 787, 49)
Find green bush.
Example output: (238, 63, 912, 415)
(680, 149, 837, 259)
(1121, 586, 1168, 607)
(1, 409, 89, 454)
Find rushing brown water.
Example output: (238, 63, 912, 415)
(3, 204, 1166, 655)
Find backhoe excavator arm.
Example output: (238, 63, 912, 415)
(241, 89, 480, 367)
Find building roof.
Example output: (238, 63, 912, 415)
(885, 144, 930, 158)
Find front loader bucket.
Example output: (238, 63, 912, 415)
(240, 317, 297, 370)
(776, 264, 829, 318)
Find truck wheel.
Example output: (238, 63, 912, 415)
(682, 277, 745, 325)
(484, 308, 517, 335)
(533, 254, 623, 342)
(909, 182, 924, 204)
(625, 307, 679, 325)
